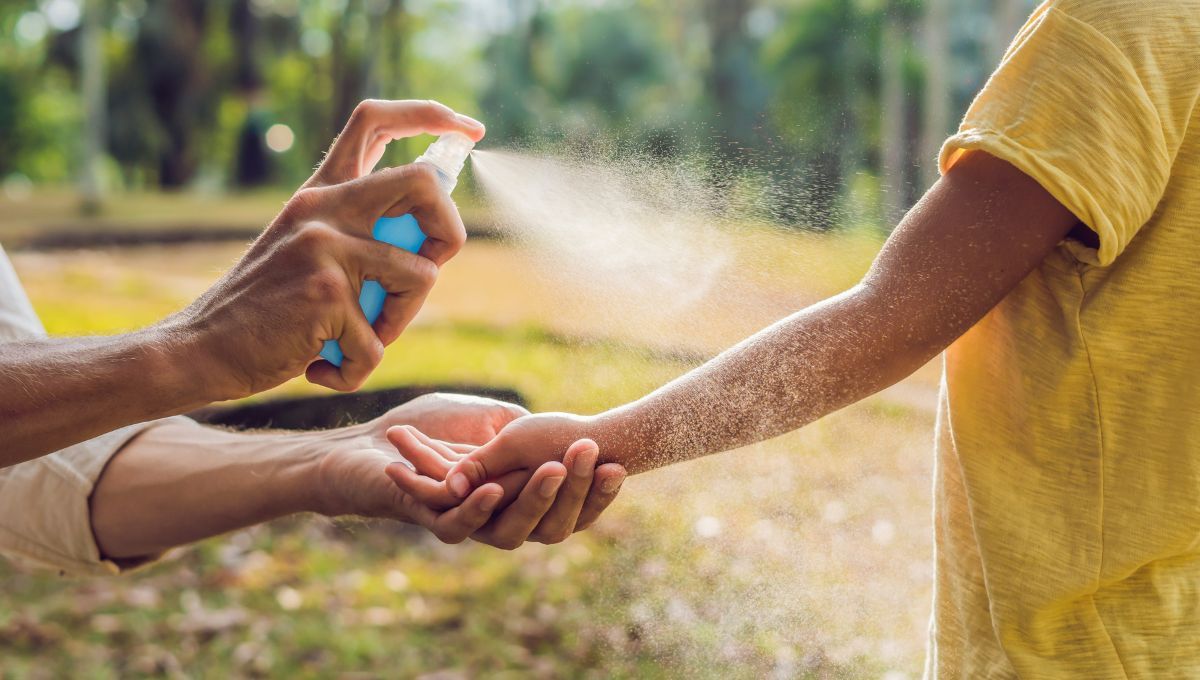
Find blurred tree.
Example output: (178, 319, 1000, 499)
(0, 0, 1026, 228)
(79, 0, 106, 211)
(880, 0, 909, 225)
(919, 0, 951, 190)
(703, 0, 769, 160)
(763, 0, 882, 228)
(231, 0, 271, 187)
(135, 0, 212, 188)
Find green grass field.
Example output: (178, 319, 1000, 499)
(1, 193, 935, 679)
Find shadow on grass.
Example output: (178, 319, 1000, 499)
(189, 384, 527, 431)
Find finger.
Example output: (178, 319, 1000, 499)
(315, 99, 485, 185)
(446, 435, 529, 500)
(343, 237, 440, 295)
(529, 440, 598, 544)
(331, 164, 467, 266)
(428, 482, 503, 544)
(471, 462, 566, 550)
(444, 443, 474, 456)
(396, 482, 501, 543)
(406, 428, 473, 465)
(574, 463, 627, 532)
(339, 237, 439, 345)
(384, 462, 461, 511)
(386, 426, 453, 479)
(305, 293, 383, 392)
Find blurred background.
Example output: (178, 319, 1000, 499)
(0, 1, 1036, 678)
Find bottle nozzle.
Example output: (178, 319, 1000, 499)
(416, 132, 475, 193)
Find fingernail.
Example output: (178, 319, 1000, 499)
(449, 472, 470, 498)
(539, 475, 565, 498)
(601, 474, 626, 494)
(480, 494, 501, 512)
(456, 113, 484, 129)
(573, 448, 597, 476)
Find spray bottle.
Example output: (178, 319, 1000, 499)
(319, 132, 475, 366)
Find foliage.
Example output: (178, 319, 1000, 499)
(0, 0, 1037, 228)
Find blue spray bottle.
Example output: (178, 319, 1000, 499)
(319, 132, 476, 366)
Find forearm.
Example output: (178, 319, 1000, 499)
(0, 321, 216, 467)
(588, 152, 1078, 474)
(591, 284, 937, 473)
(90, 419, 333, 560)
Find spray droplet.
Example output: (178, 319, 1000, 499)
(872, 519, 896, 545)
(694, 515, 723, 539)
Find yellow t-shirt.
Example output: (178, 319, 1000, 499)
(932, 0, 1200, 677)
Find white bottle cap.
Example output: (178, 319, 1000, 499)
(415, 132, 475, 193)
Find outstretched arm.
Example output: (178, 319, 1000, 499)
(431, 151, 1078, 495)
(90, 394, 623, 562)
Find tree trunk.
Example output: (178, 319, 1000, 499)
(880, 1, 907, 225)
(80, 0, 106, 212)
(704, 0, 753, 160)
(919, 0, 950, 190)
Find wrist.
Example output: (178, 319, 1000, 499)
(585, 407, 652, 474)
(290, 427, 380, 517)
(132, 321, 222, 415)
(261, 430, 338, 516)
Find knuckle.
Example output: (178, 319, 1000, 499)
(350, 99, 382, 125)
(409, 256, 438, 289)
(293, 220, 338, 249)
(287, 187, 325, 217)
(343, 372, 368, 393)
(360, 339, 385, 369)
(303, 268, 346, 304)
(421, 99, 456, 121)
(446, 217, 467, 252)
(405, 162, 440, 193)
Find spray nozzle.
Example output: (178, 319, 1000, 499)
(415, 132, 475, 193)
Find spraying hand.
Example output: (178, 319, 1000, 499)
(180, 100, 485, 398)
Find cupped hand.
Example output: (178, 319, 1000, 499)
(311, 391, 524, 518)
(384, 425, 626, 548)
(178, 99, 485, 401)
(441, 412, 599, 498)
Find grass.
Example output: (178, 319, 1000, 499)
(0, 197, 935, 679)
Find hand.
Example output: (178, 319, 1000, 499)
(311, 421, 624, 548)
(311, 391, 527, 517)
(174, 99, 486, 400)
(441, 412, 602, 499)
(383, 427, 626, 548)
(366, 392, 530, 446)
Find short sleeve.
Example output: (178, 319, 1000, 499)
(939, 4, 1172, 267)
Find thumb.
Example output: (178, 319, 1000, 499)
(446, 436, 525, 500)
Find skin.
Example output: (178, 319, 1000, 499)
(0, 99, 485, 467)
(90, 393, 626, 561)
(389, 151, 1080, 510)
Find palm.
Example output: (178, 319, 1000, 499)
(314, 393, 526, 519)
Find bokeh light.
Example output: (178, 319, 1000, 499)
(265, 124, 295, 153)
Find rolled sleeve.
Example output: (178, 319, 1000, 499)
(0, 416, 192, 576)
(939, 3, 1174, 267)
